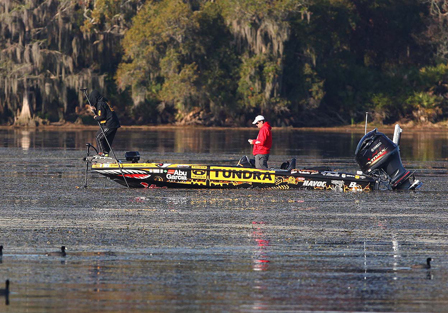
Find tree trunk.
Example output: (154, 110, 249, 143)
(15, 91, 35, 127)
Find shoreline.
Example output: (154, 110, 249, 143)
(1, 121, 447, 132)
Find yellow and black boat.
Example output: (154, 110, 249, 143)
(84, 127, 422, 191)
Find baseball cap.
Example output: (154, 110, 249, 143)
(252, 115, 265, 124)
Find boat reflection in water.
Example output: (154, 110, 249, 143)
(252, 221, 270, 272)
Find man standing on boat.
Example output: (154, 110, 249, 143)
(88, 90, 121, 157)
(248, 115, 272, 170)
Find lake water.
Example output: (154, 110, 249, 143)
(1, 127, 448, 312)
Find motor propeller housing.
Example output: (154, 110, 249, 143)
(355, 129, 412, 190)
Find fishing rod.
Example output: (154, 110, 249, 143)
(80, 88, 129, 188)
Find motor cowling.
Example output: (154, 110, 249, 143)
(355, 129, 412, 190)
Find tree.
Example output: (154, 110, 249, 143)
(117, 0, 240, 124)
(0, 0, 139, 125)
(220, 0, 309, 121)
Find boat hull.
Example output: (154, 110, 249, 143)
(91, 160, 377, 191)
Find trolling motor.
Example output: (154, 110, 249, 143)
(355, 126, 421, 190)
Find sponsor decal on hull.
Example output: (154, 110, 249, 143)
(297, 170, 320, 175)
(192, 169, 207, 179)
(302, 180, 327, 188)
(166, 169, 188, 181)
(148, 168, 164, 173)
(210, 167, 275, 183)
(322, 172, 340, 177)
(281, 176, 305, 185)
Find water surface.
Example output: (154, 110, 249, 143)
(0, 128, 447, 312)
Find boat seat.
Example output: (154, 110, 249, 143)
(280, 158, 296, 171)
(237, 155, 255, 168)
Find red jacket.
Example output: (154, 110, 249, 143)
(253, 121, 272, 155)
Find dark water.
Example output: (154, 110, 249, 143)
(4, 127, 448, 161)
(1, 128, 448, 312)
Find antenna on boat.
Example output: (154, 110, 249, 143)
(80, 88, 129, 188)
(364, 112, 369, 135)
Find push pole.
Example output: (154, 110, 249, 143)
(81, 88, 129, 188)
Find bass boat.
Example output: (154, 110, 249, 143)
(83, 126, 422, 191)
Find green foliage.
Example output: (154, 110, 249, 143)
(81, 0, 138, 33)
(117, 0, 200, 95)
(418, 63, 448, 88)
(132, 98, 161, 124)
(159, 63, 199, 114)
(117, 0, 241, 123)
(237, 54, 271, 110)
(406, 92, 441, 109)
(113, 0, 448, 126)
(4, 0, 448, 126)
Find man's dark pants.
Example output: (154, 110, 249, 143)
(96, 127, 117, 154)
(255, 154, 269, 170)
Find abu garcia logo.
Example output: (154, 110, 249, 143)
(166, 169, 188, 181)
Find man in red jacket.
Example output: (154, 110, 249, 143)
(248, 115, 272, 170)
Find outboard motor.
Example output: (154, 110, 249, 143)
(355, 128, 413, 190)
